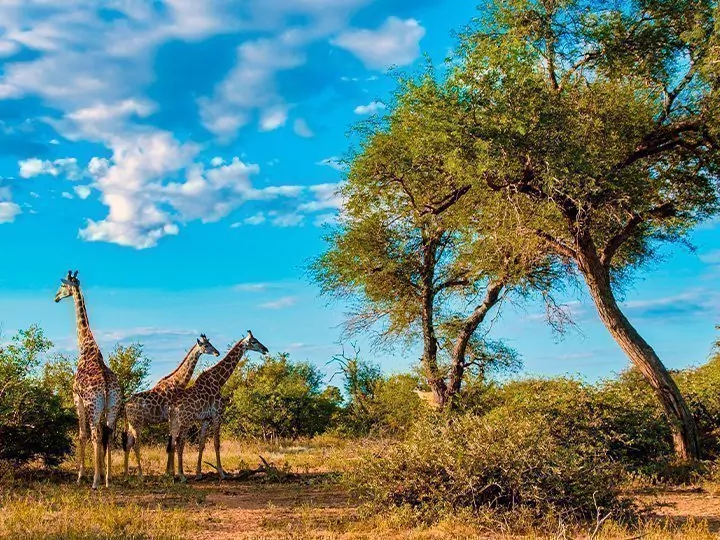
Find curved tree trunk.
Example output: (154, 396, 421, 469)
(577, 248, 700, 461)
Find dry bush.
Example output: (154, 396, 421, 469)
(347, 408, 634, 529)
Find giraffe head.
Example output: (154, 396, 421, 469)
(54, 270, 80, 303)
(197, 333, 221, 357)
(244, 330, 269, 355)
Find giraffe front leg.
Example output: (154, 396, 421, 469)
(195, 422, 209, 481)
(213, 419, 226, 480)
(74, 394, 88, 484)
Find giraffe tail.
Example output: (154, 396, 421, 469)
(120, 402, 129, 452)
(102, 424, 112, 451)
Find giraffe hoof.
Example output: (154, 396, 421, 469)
(194, 473, 203, 481)
(218, 471, 227, 480)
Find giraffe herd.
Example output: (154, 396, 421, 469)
(54, 270, 269, 489)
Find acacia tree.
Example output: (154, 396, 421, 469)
(441, 0, 719, 459)
(312, 80, 556, 407)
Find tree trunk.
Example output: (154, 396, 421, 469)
(420, 235, 448, 408)
(447, 280, 505, 403)
(577, 247, 700, 461)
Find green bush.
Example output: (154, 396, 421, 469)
(0, 326, 75, 467)
(348, 409, 631, 525)
(223, 353, 342, 440)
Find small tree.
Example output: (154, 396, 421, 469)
(312, 79, 558, 408)
(108, 343, 150, 399)
(0, 326, 75, 466)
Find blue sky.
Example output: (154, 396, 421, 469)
(0, 0, 718, 385)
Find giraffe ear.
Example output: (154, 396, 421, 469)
(197, 338, 202, 345)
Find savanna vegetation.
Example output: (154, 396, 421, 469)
(1, 0, 719, 538)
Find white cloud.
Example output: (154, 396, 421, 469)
(18, 157, 79, 179)
(332, 17, 425, 70)
(210, 156, 224, 167)
(61, 192, 73, 199)
(293, 118, 314, 138)
(0, 202, 20, 224)
(314, 213, 337, 227)
(271, 212, 304, 227)
(298, 183, 344, 212)
(233, 282, 273, 292)
(259, 106, 288, 131)
(354, 100, 386, 115)
(317, 157, 346, 171)
(259, 296, 297, 309)
(244, 212, 266, 225)
(49, 139, 60, 145)
(73, 185, 91, 199)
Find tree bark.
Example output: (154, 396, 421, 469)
(577, 245, 701, 461)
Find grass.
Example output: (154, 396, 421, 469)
(0, 437, 718, 539)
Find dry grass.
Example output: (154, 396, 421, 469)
(0, 437, 717, 539)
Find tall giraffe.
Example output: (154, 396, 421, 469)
(168, 330, 269, 482)
(55, 270, 122, 489)
(122, 334, 220, 477)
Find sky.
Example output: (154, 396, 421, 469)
(0, 0, 718, 386)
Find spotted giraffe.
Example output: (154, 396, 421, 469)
(55, 270, 122, 489)
(168, 330, 269, 482)
(122, 334, 220, 477)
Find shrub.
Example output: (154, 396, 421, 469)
(348, 408, 631, 526)
(224, 353, 342, 440)
(0, 326, 75, 467)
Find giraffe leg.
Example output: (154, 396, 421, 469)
(74, 394, 88, 484)
(213, 419, 226, 480)
(195, 422, 209, 481)
(90, 425, 102, 489)
(176, 435, 187, 483)
(131, 427, 143, 478)
(104, 386, 121, 487)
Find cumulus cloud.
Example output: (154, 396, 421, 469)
(332, 17, 425, 70)
(0, 201, 20, 224)
(19, 157, 80, 179)
(354, 100, 386, 115)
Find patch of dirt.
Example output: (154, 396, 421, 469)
(192, 483, 354, 539)
(636, 487, 720, 532)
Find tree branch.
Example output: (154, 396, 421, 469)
(600, 202, 676, 266)
(522, 227, 577, 259)
(421, 184, 472, 216)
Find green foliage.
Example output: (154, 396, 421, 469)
(224, 353, 342, 440)
(108, 343, 150, 398)
(41, 353, 76, 409)
(0, 326, 75, 466)
(348, 409, 630, 524)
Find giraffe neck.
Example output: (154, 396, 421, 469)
(155, 344, 202, 390)
(73, 288, 100, 363)
(203, 339, 248, 390)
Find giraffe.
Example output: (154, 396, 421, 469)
(55, 270, 122, 489)
(122, 334, 220, 477)
(167, 330, 269, 482)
